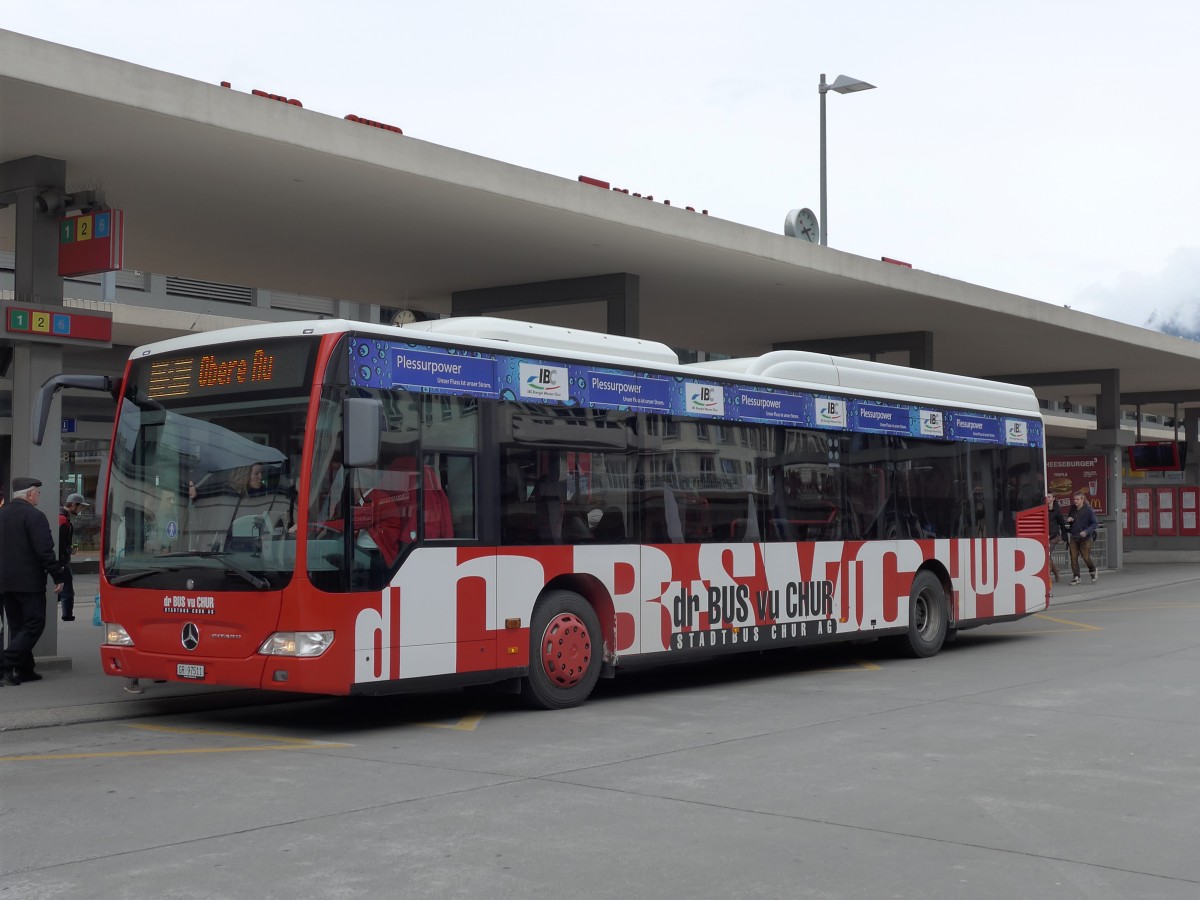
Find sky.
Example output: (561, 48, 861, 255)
(5, 1, 1199, 333)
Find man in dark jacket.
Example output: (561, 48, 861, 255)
(1065, 490, 1099, 585)
(58, 492, 90, 621)
(0, 477, 65, 685)
(1046, 494, 1069, 584)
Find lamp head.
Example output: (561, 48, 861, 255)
(828, 74, 876, 94)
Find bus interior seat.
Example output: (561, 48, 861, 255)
(662, 486, 684, 543)
(592, 506, 625, 542)
(643, 487, 684, 544)
(421, 466, 454, 539)
(562, 511, 592, 541)
(376, 457, 454, 541)
(729, 495, 763, 542)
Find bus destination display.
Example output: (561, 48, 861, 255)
(144, 339, 315, 399)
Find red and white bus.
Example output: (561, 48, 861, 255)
(38, 317, 1049, 708)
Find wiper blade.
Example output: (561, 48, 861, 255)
(109, 566, 188, 587)
(127, 551, 273, 591)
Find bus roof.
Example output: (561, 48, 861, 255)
(128, 317, 1040, 418)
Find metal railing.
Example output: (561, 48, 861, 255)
(1051, 526, 1108, 572)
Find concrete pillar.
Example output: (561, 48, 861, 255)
(1, 155, 68, 662)
(1185, 408, 1200, 487)
(10, 343, 66, 660)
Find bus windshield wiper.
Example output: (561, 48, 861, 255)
(115, 551, 273, 591)
(109, 565, 190, 587)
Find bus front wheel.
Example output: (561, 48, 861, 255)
(902, 571, 948, 658)
(522, 590, 602, 710)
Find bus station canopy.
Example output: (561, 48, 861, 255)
(3, 28, 1199, 420)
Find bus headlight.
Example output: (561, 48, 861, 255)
(105, 623, 134, 646)
(258, 631, 334, 657)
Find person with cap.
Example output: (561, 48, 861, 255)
(0, 477, 65, 686)
(58, 491, 91, 622)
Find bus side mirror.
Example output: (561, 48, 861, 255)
(32, 374, 117, 445)
(343, 398, 383, 468)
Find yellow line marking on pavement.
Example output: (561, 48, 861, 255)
(809, 659, 882, 673)
(416, 712, 487, 731)
(129, 723, 347, 745)
(1072, 602, 1200, 612)
(0, 724, 350, 762)
(1032, 613, 1103, 631)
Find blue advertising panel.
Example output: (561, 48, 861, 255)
(1026, 419, 1044, 447)
(346, 336, 1042, 447)
(729, 388, 812, 427)
(585, 368, 671, 412)
(350, 338, 497, 398)
(852, 400, 912, 435)
(948, 412, 1003, 444)
(390, 346, 497, 397)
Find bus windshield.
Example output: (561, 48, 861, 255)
(104, 337, 317, 590)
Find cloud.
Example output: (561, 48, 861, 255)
(1074, 247, 1200, 333)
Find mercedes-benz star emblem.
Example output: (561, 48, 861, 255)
(186, 579, 195, 590)
(181, 622, 200, 651)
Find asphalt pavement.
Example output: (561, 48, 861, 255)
(4, 562, 1197, 732)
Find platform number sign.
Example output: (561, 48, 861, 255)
(3, 302, 113, 345)
(58, 209, 124, 277)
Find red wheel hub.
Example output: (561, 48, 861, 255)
(539, 612, 592, 688)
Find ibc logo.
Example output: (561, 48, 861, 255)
(519, 362, 567, 401)
(686, 382, 724, 415)
(920, 409, 943, 437)
(818, 398, 846, 427)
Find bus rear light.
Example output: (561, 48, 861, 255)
(105, 624, 134, 646)
(258, 631, 334, 658)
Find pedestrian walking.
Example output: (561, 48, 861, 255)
(0, 477, 65, 686)
(58, 492, 90, 621)
(1065, 491, 1099, 586)
(1046, 494, 1069, 587)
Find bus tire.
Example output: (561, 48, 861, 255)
(522, 590, 603, 710)
(903, 571, 948, 658)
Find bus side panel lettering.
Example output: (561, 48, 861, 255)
(575, 545, 642, 652)
(639, 544, 678, 652)
(697, 543, 760, 628)
(971, 539, 998, 620)
(855, 541, 920, 626)
(995, 538, 1047, 616)
(353, 538, 1048, 682)
(1012, 540, 1051, 619)
(932, 539, 961, 621)
(354, 585, 395, 683)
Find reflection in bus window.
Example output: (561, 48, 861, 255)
(498, 406, 634, 545)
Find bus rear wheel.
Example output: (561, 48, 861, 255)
(902, 571, 948, 658)
(522, 590, 602, 710)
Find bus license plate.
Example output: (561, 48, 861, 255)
(176, 663, 205, 679)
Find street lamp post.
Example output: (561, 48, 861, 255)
(818, 73, 876, 247)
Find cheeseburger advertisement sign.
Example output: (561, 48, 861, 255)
(1047, 454, 1109, 515)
